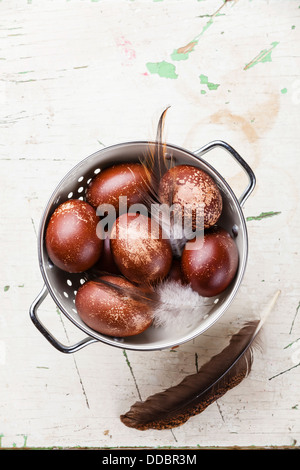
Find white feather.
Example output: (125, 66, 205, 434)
(152, 280, 215, 331)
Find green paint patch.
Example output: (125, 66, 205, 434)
(171, 18, 213, 62)
(281, 87, 288, 94)
(4, 285, 10, 292)
(171, 41, 198, 61)
(171, 49, 192, 62)
(244, 41, 279, 70)
(146, 61, 178, 79)
(200, 18, 213, 35)
(246, 211, 281, 221)
(199, 74, 220, 91)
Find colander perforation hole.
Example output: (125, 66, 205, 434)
(94, 168, 100, 174)
(68, 192, 73, 199)
(78, 176, 84, 182)
(77, 186, 84, 193)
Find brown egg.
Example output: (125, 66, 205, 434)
(45, 199, 103, 273)
(158, 164, 223, 231)
(110, 213, 173, 285)
(75, 275, 153, 337)
(86, 162, 149, 212)
(181, 226, 239, 297)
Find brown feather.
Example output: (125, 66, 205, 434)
(120, 321, 259, 430)
(120, 291, 280, 430)
(84, 271, 158, 305)
(138, 107, 188, 256)
(139, 106, 172, 207)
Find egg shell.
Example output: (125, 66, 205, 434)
(158, 164, 223, 230)
(75, 275, 153, 337)
(110, 213, 173, 285)
(45, 199, 103, 273)
(181, 226, 239, 297)
(86, 162, 149, 212)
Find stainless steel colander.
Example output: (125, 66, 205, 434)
(29, 140, 255, 353)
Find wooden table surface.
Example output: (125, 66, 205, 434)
(1, 0, 299, 450)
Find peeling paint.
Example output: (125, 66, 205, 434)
(147, 1, 235, 75)
(171, 19, 213, 62)
(146, 61, 178, 79)
(246, 211, 281, 221)
(171, 41, 198, 61)
(244, 41, 279, 70)
(199, 74, 220, 91)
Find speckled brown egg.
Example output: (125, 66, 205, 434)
(86, 162, 149, 212)
(45, 199, 103, 273)
(181, 226, 239, 297)
(110, 213, 173, 285)
(75, 275, 153, 337)
(158, 164, 223, 231)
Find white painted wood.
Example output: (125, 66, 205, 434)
(0, 0, 299, 449)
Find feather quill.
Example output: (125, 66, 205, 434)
(120, 290, 280, 430)
(139, 106, 192, 257)
(140, 106, 172, 206)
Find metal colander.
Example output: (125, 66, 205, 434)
(29, 140, 255, 353)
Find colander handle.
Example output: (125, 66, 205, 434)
(193, 140, 256, 207)
(29, 285, 97, 353)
